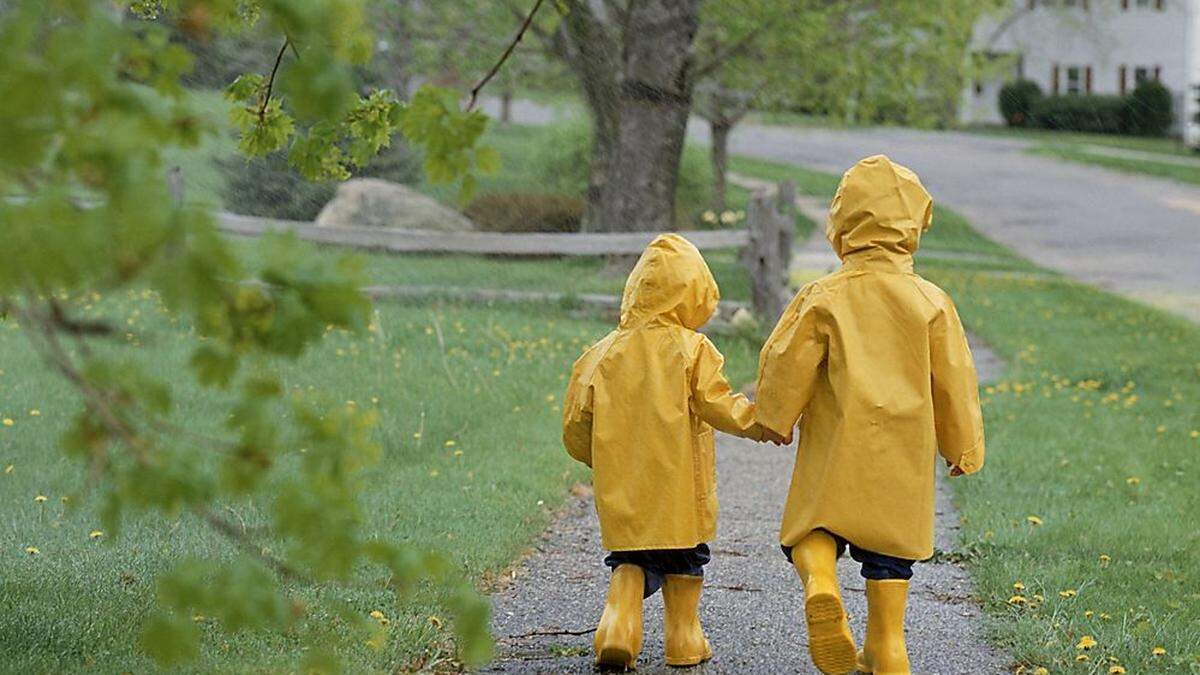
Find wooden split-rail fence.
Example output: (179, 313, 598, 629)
(214, 183, 797, 323)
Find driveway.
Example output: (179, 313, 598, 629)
(491, 99, 1200, 323)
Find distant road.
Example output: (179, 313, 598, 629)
(487, 99, 1200, 323)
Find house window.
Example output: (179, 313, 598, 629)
(1134, 66, 1162, 85)
(1128, 0, 1165, 8)
(1067, 66, 1083, 94)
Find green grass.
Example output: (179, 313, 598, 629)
(965, 125, 1200, 187)
(965, 125, 1193, 157)
(0, 243, 762, 672)
(923, 263, 1200, 674)
(1030, 145, 1200, 187)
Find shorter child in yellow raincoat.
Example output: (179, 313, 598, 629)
(562, 234, 780, 669)
(756, 156, 986, 675)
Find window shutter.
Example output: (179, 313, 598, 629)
(1119, 65, 1127, 95)
(1154, 65, 1162, 81)
(1086, 66, 1093, 94)
(1121, 0, 1129, 9)
(1052, 64, 1060, 95)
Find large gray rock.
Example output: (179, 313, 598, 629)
(315, 178, 476, 231)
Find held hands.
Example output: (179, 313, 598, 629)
(760, 427, 794, 446)
(946, 460, 965, 477)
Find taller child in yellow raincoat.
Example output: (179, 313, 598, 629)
(562, 234, 776, 669)
(756, 156, 986, 675)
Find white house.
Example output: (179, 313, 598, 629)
(961, 0, 1200, 143)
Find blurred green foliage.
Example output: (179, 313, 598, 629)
(0, 0, 497, 667)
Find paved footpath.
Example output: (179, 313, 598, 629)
(487, 432, 1006, 674)
(486, 99, 1200, 323)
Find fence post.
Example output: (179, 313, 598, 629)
(743, 190, 791, 324)
(166, 165, 184, 207)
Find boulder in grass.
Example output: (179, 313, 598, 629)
(315, 178, 476, 232)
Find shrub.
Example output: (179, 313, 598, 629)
(221, 142, 422, 220)
(222, 152, 337, 220)
(464, 192, 584, 233)
(1032, 94, 1127, 134)
(1124, 79, 1174, 137)
(999, 79, 1043, 127)
(529, 121, 713, 226)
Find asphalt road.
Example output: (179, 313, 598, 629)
(487, 99, 1200, 323)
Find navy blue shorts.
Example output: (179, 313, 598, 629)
(604, 544, 711, 597)
(781, 530, 914, 581)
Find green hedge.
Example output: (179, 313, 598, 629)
(1000, 79, 1175, 137)
(1032, 94, 1128, 134)
(464, 193, 584, 233)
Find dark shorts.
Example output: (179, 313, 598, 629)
(781, 529, 914, 581)
(604, 544, 711, 597)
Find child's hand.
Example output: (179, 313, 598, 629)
(948, 465, 965, 477)
(761, 428, 793, 446)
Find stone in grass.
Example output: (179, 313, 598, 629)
(315, 178, 477, 232)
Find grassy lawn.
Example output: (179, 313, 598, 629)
(965, 125, 1200, 187)
(0, 251, 761, 672)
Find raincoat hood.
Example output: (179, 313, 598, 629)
(826, 155, 933, 263)
(619, 234, 719, 330)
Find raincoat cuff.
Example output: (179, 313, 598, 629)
(955, 437, 985, 475)
(756, 412, 795, 439)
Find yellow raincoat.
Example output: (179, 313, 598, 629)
(563, 234, 765, 551)
(756, 155, 985, 561)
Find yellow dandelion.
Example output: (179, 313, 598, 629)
(1013, 581, 1026, 591)
(1076, 654, 1090, 662)
(428, 615, 443, 629)
(444, 440, 456, 447)
(1099, 554, 1111, 565)
(24, 546, 39, 555)
(1059, 589, 1077, 598)
(3, 464, 12, 474)
(2, 418, 13, 427)
(1125, 476, 1140, 485)
(1099, 612, 1111, 620)
(29, 410, 40, 416)
(1156, 425, 1166, 434)
(1033, 668, 1049, 675)
(1084, 610, 1094, 618)
(1190, 430, 1199, 439)
(412, 432, 422, 439)
(429, 469, 439, 477)
(1008, 595, 1028, 606)
(1026, 515, 1043, 526)
(34, 495, 47, 503)
(1109, 666, 1125, 674)
(89, 530, 104, 539)
(1151, 646, 1166, 656)
(369, 610, 385, 620)
(453, 449, 463, 457)
(1076, 635, 1097, 650)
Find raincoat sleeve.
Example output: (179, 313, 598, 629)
(755, 285, 827, 437)
(690, 336, 765, 441)
(930, 297, 986, 474)
(562, 360, 595, 467)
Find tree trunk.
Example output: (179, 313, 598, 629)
(709, 120, 731, 213)
(596, 0, 701, 232)
(558, 1, 621, 232)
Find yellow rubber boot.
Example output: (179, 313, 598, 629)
(855, 579, 911, 674)
(594, 565, 645, 670)
(791, 531, 857, 674)
(662, 575, 713, 667)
